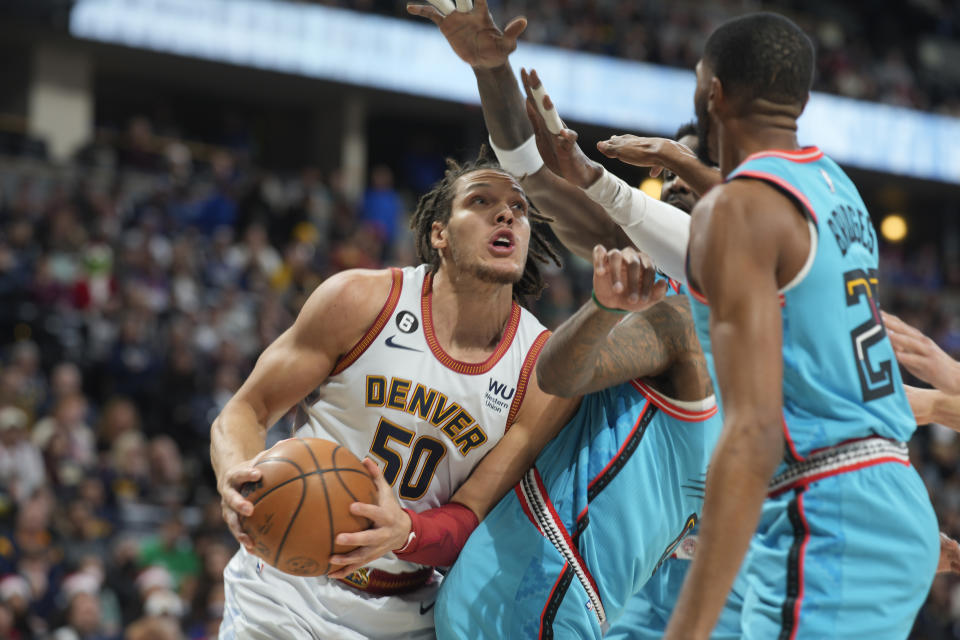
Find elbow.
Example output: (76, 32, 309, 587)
(535, 360, 580, 398)
(721, 411, 784, 474)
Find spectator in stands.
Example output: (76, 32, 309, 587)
(0, 407, 45, 505)
(359, 164, 404, 252)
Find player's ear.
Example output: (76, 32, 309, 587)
(707, 76, 724, 118)
(431, 220, 448, 251)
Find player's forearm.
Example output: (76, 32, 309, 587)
(663, 151, 722, 197)
(537, 300, 624, 396)
(931, 359, 960, 395)
(665, 420, 782, 639)
(474, 62, 533, 150)
(451, 424, 539, 520)
(521, 170, 628, 260)
(210, 400, 269, 483)
(451, 394, 579, 520)
(930, 391, 960, 430)
(583, 170, 691, 283)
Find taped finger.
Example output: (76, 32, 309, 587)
(454, 0, 472, 12)
(426, 0, 456, 16)
(527, 74, 563, 134)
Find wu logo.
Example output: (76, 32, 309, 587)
(488, 378, 515, 401)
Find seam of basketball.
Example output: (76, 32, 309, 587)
(298, 437, 323, 474)
(270, 458, 308, 568)
(249, 460, 364, 506)
(331, 445, 361, 503)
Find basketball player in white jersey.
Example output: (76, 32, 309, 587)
(213, 154, 580, 639)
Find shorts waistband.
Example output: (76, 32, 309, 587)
(769, 436, 910, 497)
(337, 566, 434, 596)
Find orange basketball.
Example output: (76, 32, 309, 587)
(239, 437, 376, 577)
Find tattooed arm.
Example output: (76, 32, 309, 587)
(537, 247, 713, 401)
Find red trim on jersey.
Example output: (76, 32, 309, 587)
(420, 272, 522, 374)
(532, 469, 603, 607)
(678, 283, 783, 309)
(742, 147, 824, 164)
(515, 484, 543, 534)
(337, 566, 434, 596)
(588, 399, 652, 494)
(629, 379, 717, 422)
(505, 330, 551, 431)
(788, 491, 810, 640)
(768, 456, 910, 498)
(782, 414, 806, 462)
(731, 170, 819, 224)
(331, 268, 404, 375)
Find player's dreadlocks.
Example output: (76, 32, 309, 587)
(409, 148, 561, 301)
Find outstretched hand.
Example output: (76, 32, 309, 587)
(407, 0, 526, 69)
(597, 135, 696, 178)
(327, 458, 413, 579)
(882, 311, 960, 394)
(592, 245, 668, 313)
(520, 68, 602, 189)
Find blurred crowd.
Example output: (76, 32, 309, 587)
(331, 0, 960, 115)
(0, 115, 958, 639)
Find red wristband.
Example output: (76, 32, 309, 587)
(393, 502, 479, 567)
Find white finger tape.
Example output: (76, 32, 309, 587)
(427, 0, 456, 15)
(530, 81, 564, 135)
(454, 0, 472, 12)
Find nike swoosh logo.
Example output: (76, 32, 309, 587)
(419, 601, 436, 615)
(385, 335, 422, 352)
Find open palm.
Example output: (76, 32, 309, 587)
(407, 0, 527, 69)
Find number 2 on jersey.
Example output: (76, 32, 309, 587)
(369, 418, 446, 500)
(844, 268, 895, 401)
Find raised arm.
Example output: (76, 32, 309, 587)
(665, 182, 788, 640)
(211, 269, 393, 548)
(520, 70, 695, 282)
(597, 134, 722, 197)
(406, 0, 628, 259)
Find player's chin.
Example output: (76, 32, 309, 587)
(475, 261, 524, 285)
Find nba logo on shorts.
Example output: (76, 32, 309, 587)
(256, 560, 264, 575)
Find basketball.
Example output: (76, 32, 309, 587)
(239, 438, 377, 577)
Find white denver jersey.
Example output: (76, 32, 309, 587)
(297, 264, 549, 572)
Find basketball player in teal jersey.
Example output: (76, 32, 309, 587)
(663, 13, 938, 640)
(407, 3, 736, 636)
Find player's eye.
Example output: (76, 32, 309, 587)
(511, 201, 526, 212)
(470, 195, 487, 205)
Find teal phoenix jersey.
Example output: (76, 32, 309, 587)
(686, 147, 915, 466)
